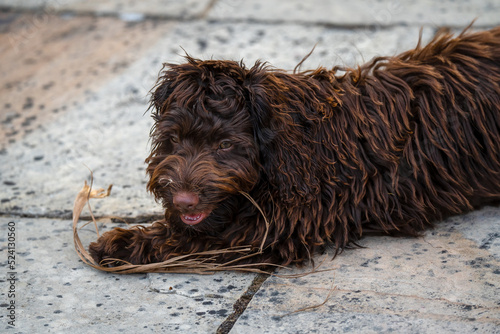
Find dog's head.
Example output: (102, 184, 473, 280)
(146, 57, 268, 233)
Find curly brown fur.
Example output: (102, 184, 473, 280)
(90, 26, 500, 267)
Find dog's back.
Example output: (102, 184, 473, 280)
(300, 26, 500, 238)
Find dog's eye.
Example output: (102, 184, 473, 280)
(218, 140, 232, 150)
(170, 135, 179, 144)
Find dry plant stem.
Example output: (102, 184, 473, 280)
(72, 181, 112, 269)
(239, 190, 270, 252)
(279, 276, 337, 318)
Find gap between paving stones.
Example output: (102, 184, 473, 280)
(146, 271, 271, 333)
(216, 272, 270, 334)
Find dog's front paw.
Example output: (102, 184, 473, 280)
(88, 228, 137, 266)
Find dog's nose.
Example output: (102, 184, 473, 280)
(173, 192, 200, 211)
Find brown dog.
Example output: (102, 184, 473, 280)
(89, 26, 500, 267)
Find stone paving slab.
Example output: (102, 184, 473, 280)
(0, 217, 258, 333)
(233, 207, 500, 333)
(0, 13, 173, 151)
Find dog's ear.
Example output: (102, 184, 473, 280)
(243, 63, 321, 204)
(150, 55, 203, 114)
(243, 63, 289, 145)
(150, 63, 179, 114)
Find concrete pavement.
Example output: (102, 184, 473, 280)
(0, 1, 499, 333)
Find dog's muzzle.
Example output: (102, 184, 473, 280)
(172, 191, 211, 225)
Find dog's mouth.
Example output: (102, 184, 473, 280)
(180, 211, 210, 226)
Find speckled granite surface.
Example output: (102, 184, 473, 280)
(233, 207, 500, 333)
(0, 1, 499, 333)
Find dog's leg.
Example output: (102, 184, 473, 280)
(88, 222, 169, 266)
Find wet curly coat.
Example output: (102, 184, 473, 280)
(89, 26, 500, 267)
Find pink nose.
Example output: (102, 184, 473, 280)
(173, 192, 200, 211)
